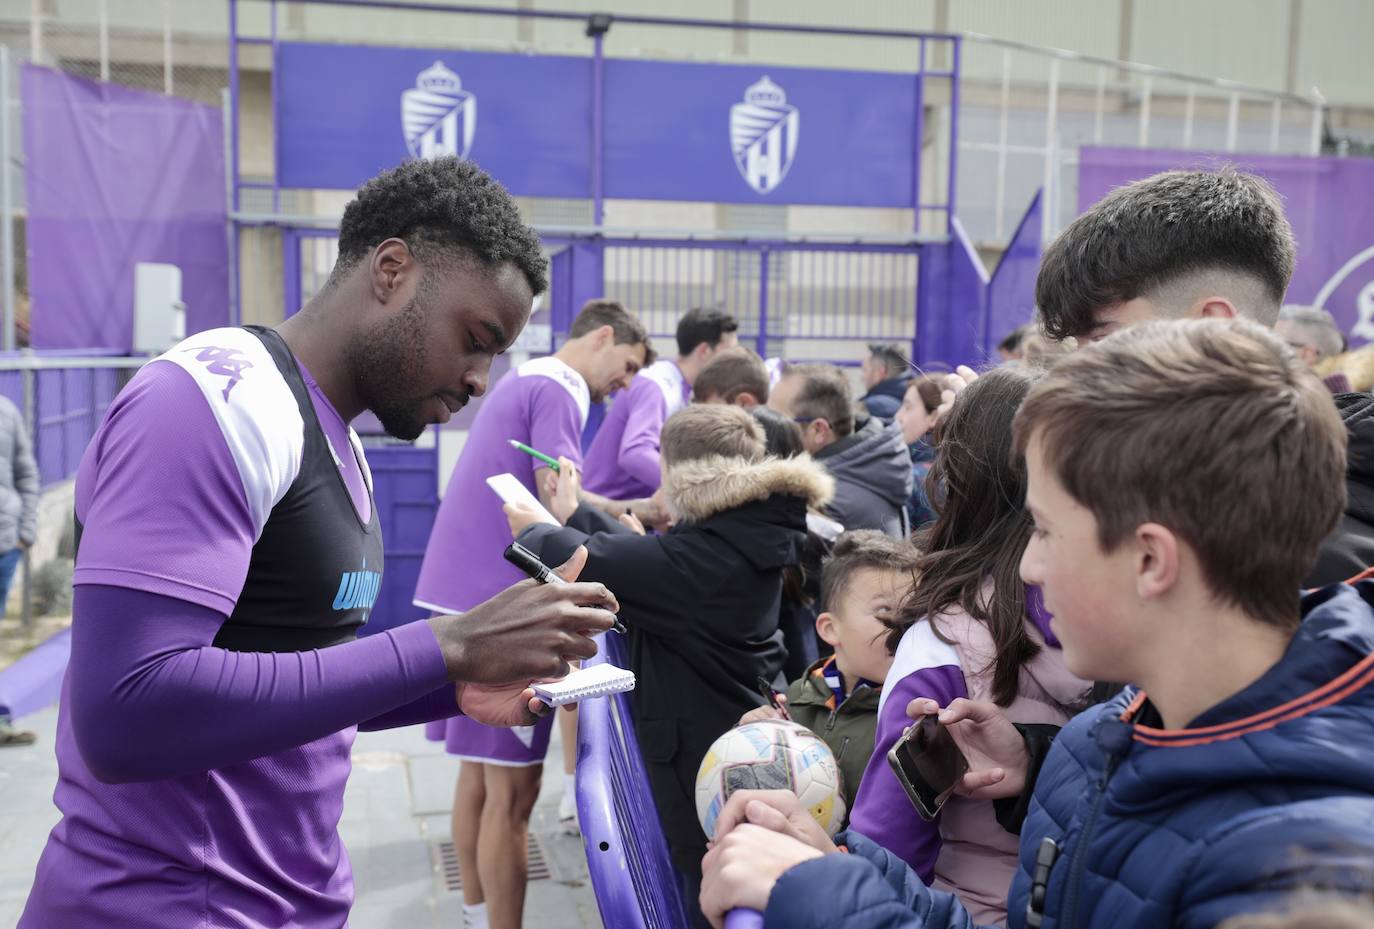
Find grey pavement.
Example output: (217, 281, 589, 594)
(0, 706, 603, 929)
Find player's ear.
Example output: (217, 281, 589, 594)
(370, 238, 414, 306)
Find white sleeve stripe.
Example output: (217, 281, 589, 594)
(516, 356, 591, 429)
(877, 620, 965, 718)
(154, 328, 305, 541)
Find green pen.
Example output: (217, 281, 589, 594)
(507, 439, 561, 472)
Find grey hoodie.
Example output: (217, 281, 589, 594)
(814, 417, 913, 538)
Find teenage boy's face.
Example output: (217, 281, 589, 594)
(1019, 434, 1142, 683)
(820, 567, 907, 685)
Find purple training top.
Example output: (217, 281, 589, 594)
(414, 355, 590, 614)
(20, 328, 454, 929)
(581, 359, 687, 501)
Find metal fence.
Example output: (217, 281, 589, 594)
(0, 353, 143, 489)
(600, 240, 920, 361)
(954, 33, 1326, 247)
(0, 353, 145, 626)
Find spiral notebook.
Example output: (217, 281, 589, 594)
(532, 663, 637, 707)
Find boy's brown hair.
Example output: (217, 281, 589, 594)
(820, 530, 919, 615)
(661, 404, 766, 468)
(1013, 318, 1347, 630)
(570, 299, 657, 366)
(694, 346, 770, 405)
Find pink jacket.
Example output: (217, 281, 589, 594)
(847, 586, 1091, 925)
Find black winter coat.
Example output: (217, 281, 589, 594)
(518, 455, 833, 880)
(1308, 392, 1374, 586)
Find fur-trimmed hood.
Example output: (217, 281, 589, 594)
(661, 454, 834, 525)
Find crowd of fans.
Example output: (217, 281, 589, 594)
(426, 166, 1374, 929)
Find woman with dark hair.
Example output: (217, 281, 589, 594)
(750, 406, 805, 459)
(894, 374, 945, 530)
(845, 367, 1090, 926)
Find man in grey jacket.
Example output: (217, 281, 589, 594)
(0, 393, 38, 746)
(769, 363, 912, 538)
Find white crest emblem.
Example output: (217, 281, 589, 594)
(401, 61, 476, 160)
(730, 76, 799, 195)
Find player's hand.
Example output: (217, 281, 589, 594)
(906, 697, 1029, 800)
(430, 546, 618, 684)
(549, 456, 581, 524)
(504, 500, 559, 535)
(617, 512, 647, 535)
(456, 681, 551, 727)
(700, 825, 824, 929)
(710, 789, 837, 855)
(738, 696, 785, 726)
(933, 365, 979, 427)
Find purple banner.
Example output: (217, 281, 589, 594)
(605, 60, 918, 207)
(275, 43, 592, 197)
(985, 190, 1044, 346)
(22, 65, 228, 350)
(1078, 148, 1374, 346)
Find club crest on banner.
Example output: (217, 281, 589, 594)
(401, 61, 476, 160)
(730, 76, 799, 195)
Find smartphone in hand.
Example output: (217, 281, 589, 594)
(887, 715, 970, 821)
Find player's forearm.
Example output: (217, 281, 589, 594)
(69, 585, 448, 783)
(358, 684, 460, 730)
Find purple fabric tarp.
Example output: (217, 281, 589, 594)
(985, 189, 1044, 348)
(22, 65, 228, 350)
(1078, 148, 1374, 346)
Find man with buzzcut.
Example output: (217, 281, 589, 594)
(20, 156, 619, 929)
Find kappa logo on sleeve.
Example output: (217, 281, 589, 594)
(185, 346, 255, 401)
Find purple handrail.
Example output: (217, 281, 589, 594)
(575, 631, 691, 929)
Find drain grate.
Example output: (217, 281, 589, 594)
(435, 836, 551, 892)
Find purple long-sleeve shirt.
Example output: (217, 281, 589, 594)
(581, 359, 688, 500)
(848, 621, 968, 883)
(20, 332, 454, 929)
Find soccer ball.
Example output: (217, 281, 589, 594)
(694, 719, 846, 839)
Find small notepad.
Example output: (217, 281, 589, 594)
(532, 663, 637, 706)
(486, 473, 559, 525)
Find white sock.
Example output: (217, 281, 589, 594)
(559, 771, 578, 821)
(462, 902, 488, 929)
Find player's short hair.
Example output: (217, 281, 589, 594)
(784, 364, 854, 439)
(570, 299, 657, 365)
(820, 530, 919, 614)
(694, 347, 770, 405)
(1013, 318, 1346, 631)
(1036, 169, 1295, 341)
(661, 404, 766, 468)
(333, 156, 547, 295)
(676, 309, 739, 356)
(867, 344, 909, 379)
